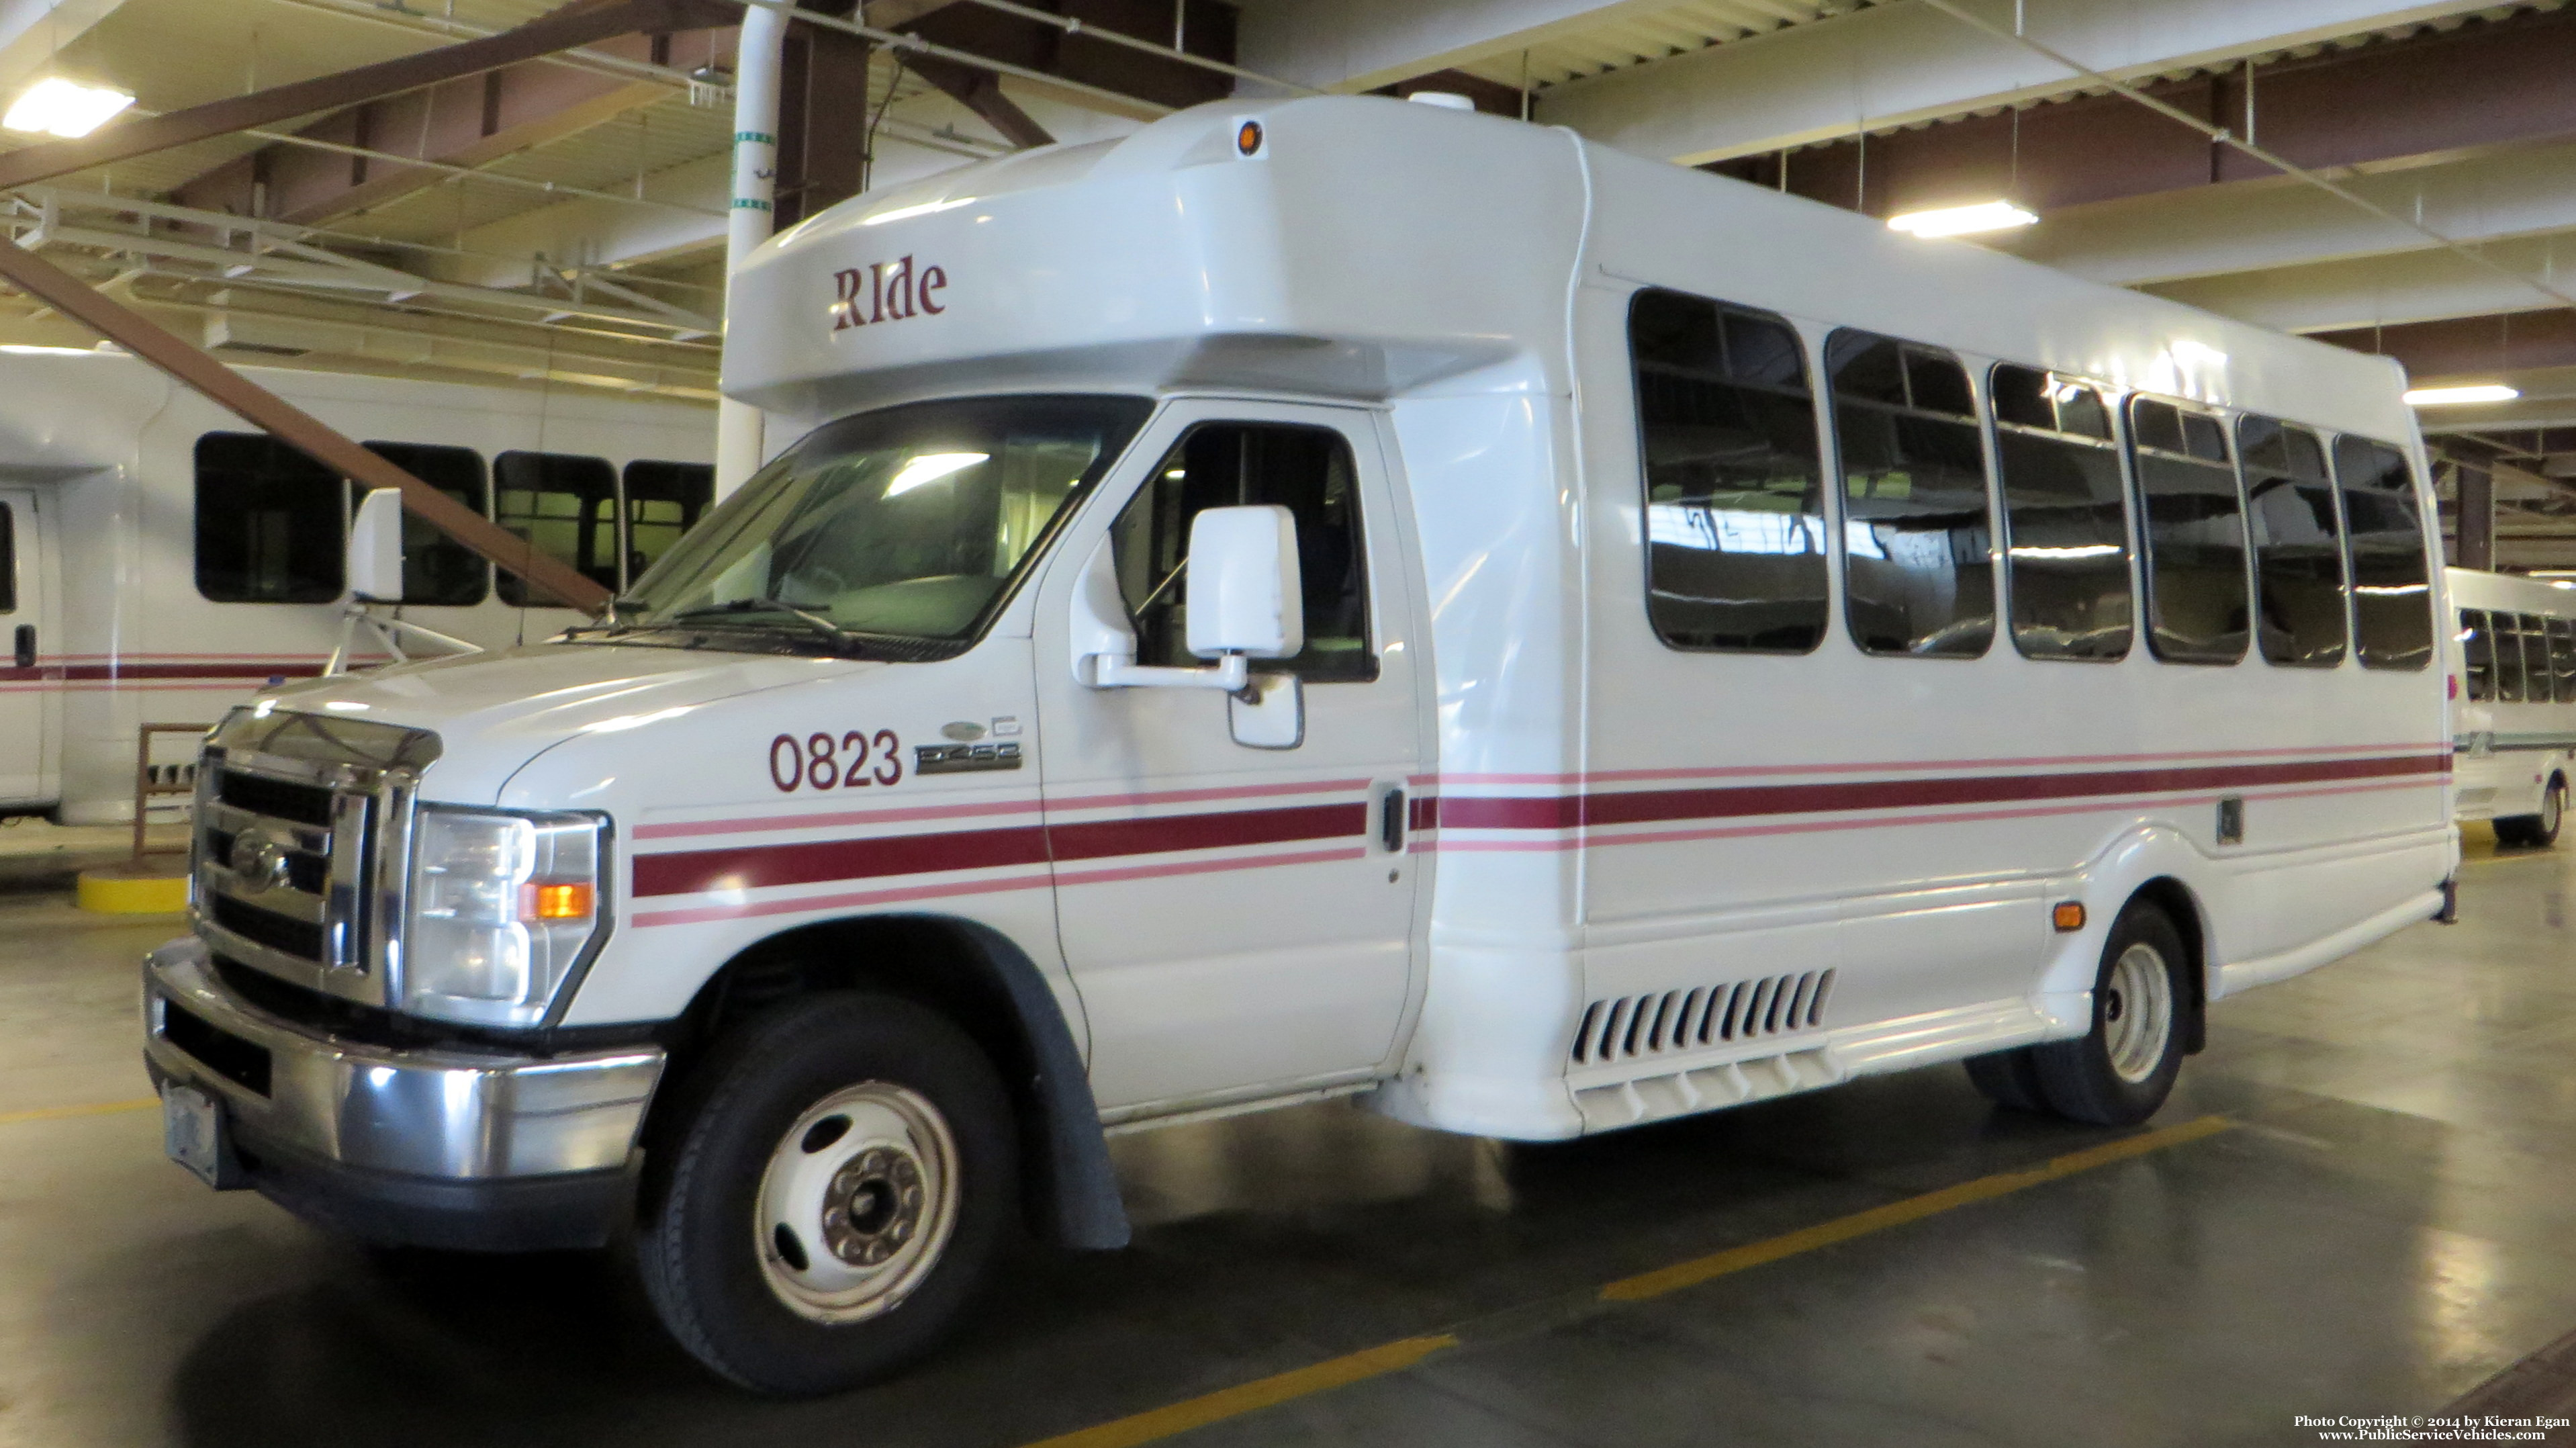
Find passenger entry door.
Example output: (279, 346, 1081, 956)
(0, 488, 57, 805)
(1033, 401, 1426, 1113)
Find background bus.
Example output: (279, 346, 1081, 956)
(2452, 566, 2576, 847)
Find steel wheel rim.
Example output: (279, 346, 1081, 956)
(2101, 942, 2174, 1085)
(754, 1081, 960, 1324)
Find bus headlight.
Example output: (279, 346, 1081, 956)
(404, 806, 606, 1028)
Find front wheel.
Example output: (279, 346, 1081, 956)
(2029, 903, 2189, 1126)
(635, 993, 1017, 1396)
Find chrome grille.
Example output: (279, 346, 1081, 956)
(191, 709, 440, 1009)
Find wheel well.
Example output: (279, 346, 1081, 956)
(659, 913, 1127, 1250)
(2126, 877, 2209, 1054)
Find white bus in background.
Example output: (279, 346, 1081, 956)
(0, 351, 713, 823)
(2450, 567, 2576, 846)
(144, 96, 2454, 1395)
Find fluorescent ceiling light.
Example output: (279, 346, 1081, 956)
(0, 343, 97, 356)
(885, 451, 988, 496)
(1886, 200, 2037, 238)
(3, 78, 134, 138)
(2403, 383, 2520, 406)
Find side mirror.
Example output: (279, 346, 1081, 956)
(1075, 504, 1305, 697)
(348, 488, 404, 603)
(1184, 505, 1303, 662)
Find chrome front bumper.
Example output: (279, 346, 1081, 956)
(142, 936, 663, 1186)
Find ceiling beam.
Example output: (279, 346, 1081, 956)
(2146, 233, 2576, 334)
(1708, 7, 2576, 232)
(0, 0, 735, 193)
(1538, 0, 2528, 167)
(1234, 0, 1686, 95)
(907, 52, 1054, 148)
(1994, 140, 2576, 289)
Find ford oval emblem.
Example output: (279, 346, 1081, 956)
(230, 828, 292, 894)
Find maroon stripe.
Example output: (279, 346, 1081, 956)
(1048, 803, 1365, 863)
(631, 802, 1368, 899)
(1438, 754, 2446, 832)
(1408, 795, 1440, 832)
(60, 663, 327, 681)
(633, 823, 1051, 898)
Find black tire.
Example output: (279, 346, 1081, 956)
(2029, 903, 2189, 1126)
(1964, 1047, 2048, 1112)
(635, 992, 1017, 1396)
(2501, 777, 2567, 850)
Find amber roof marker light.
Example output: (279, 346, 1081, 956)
(1234, 119, 1264, 157)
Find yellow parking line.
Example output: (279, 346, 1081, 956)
(1019, 1114, 2233, 1447)
(0, 1097, 156, 1126)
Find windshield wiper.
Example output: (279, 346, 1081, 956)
(663, 597, 852, 649)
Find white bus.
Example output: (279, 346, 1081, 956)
(0, 353, 712, 822)
(145, 95, 2454, 1394)
(2450, 566, 2576, 846)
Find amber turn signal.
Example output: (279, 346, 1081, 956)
(524, 881, 596, 920)
(2052, 901, 2086, 933)
(1235, 120, 1264, 156)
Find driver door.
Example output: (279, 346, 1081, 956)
(1032, 400, 1428, 1114)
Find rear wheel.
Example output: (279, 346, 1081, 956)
(2499, 777, 2566, 849)
(635, 992, 1015, 1396)
(2029, 903, 2189, 1126)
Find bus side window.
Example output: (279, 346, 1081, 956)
(623, 461, 715, 588)
(2552, 617, 2576, 703)
(2495, 611, 2527, 703)
(2462, 609, 2494, 701)
(496, 451, 619, 604)
(2130, 396, 2249, 664)
(1988, 363, 2130, 661)
(1628, 288, 1827, 653)
(195, 432, 344, 604)
(0, 498, 13, 613)
(2523, 613, 2553, 704)
(1828, 330, 1994, 658)
(2334, 436, 2436, 670)
(352, 443, 489, 607)
(2238, 415, 2344, 668)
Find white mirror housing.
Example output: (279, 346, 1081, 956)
(349, 488, 404, 603)
(1185, 504, 1303, 661)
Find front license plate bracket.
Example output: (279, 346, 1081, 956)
(163, 1084, 246, 1190)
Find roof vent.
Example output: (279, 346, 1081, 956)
(1406, 91, 1475, 111)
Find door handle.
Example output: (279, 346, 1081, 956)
(11, 624, 29, 670)
(1380, 787, 1406, 854)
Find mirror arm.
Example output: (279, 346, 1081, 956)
(1085, 650, 1250, 692)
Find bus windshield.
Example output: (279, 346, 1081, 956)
(613, 394, 1152, 652)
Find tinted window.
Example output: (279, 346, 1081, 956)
(2524, 613, 2554, 704)
(1831, 331, 1994, 658)
(2130, 397, 2248, 664)
(1628, 289, 1827, 652)
(624, 461, 715, 588)
(2334, 437, 2435, 670)
(2495, 610, 2527, 702)
(195, 433, 343, 603)
(2552, 617, 2576, 703)
(2462, 609, 2493, 701)
(1990, 364, 2130, 661)
(351, 443, 488, 607)
(2238, 416, 2344, 668)
(496, 451, 618, 605)
(1112, 422, 1374, 683)
(0, 500, 13, 613)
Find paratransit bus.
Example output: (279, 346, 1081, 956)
(0, 353, 712, 822)
(2449, 566, 2576, 846)
(140, 95, 2456, 1394)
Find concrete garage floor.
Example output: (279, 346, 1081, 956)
(5, 840, 2575, 1448)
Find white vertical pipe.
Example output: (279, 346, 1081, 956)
(713, 1, 790, 498)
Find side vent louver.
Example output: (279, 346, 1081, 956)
(1571, 969, 1835, 1066)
